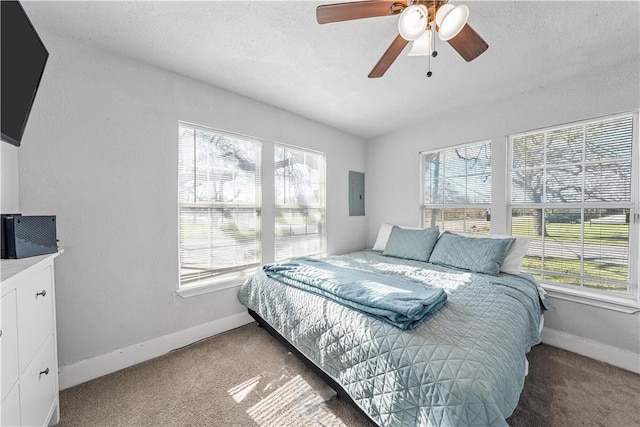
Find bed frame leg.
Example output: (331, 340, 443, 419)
(248, 309, 262, 328)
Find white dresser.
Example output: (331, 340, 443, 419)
(1, 251, 62, 427)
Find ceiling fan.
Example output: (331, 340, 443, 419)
(316, 0, 488, 78)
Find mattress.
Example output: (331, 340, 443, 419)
(238, 250, 548, 426)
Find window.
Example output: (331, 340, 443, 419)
(178, 123, 261, 287)
(274, 144, 326, 261)
(422, 141, 492, 234)
(510, 114, 637, 296)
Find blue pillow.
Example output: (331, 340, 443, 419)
(383, 226, 440, 262)
(429, 232, 515, 276)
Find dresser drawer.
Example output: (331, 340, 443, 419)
(20, 334, 56, 427)
(0, 383, 21, 427)
(17, 265, 54, 374)
(1, 290, 19, 403)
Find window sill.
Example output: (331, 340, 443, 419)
(542, 283, 640, 314)
(176, 278, 246, 298)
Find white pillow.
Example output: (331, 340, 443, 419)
(372, 222, 422, 251)
(458, 233, 532, 274)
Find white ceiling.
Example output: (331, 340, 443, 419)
(23, 1, 640, 139)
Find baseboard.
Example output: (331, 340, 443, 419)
(58, 311, 254, 390)
(541, 327, 640, 374)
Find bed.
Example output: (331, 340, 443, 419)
(237, 226, 551, 427)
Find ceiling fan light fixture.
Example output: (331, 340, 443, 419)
(407, 29, 433, 56)
(437, 4, 469, 41)
(398, 4, 428, 41)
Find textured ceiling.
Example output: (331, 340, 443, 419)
(23, 1, 640, 139)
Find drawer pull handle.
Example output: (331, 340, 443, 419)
(36, 290, 47, 298)
(39, 368, 50, 377)
(0, 329, 2, 338)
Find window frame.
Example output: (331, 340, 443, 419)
(421, 140, 493, 234)
(177, 122, 263, 295)
(273, 143, 327, 262)
(507, 112, 639, 301)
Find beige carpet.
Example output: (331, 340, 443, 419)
(58, 323, 640, 427)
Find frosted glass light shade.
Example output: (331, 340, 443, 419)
(438, 4, 469, 41)
(435, 4, 454, 28)
(398, 5, 428, 41)
(407, 30, 433, 56)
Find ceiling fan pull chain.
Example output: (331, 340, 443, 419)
(426, 32, 434, 77)
(426, 0, 437, 78)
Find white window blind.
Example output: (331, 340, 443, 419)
(178, 124, 261, 286)
(422, 141, 492, 234)
(510, 114, 637, 295)
(274, 144, 326, 261)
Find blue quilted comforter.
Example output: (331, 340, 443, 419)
(238, 250, 548, 426)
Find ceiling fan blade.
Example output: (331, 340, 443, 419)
(446, 23, 488, 62)
(368, 34, 409, 78)
(317, 1, 406, 24)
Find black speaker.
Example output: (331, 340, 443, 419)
(1, 214, 21, 258)
(1, 215, 57, 259)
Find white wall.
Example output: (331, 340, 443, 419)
(1, 143, 20, 213)
(365, 58, 640, 367)
(18, 32, 367, 370)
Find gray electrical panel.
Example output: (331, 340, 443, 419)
(349, 171, 365, 216)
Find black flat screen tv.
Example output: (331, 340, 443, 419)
(1, 0, 49, 147)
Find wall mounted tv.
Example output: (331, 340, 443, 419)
(1, 0, 49, 147)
